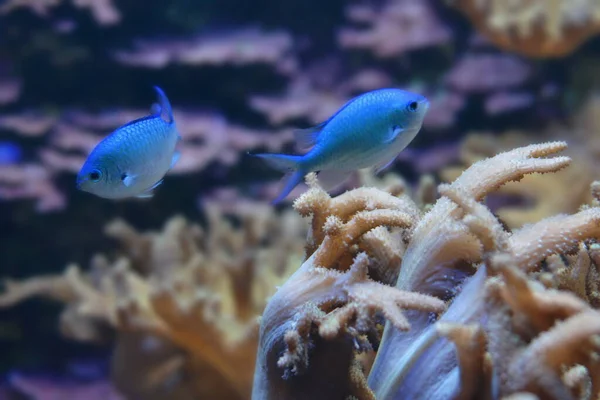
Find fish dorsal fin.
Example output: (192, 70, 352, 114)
(293, 122, 326, 150)
(117, 87, 174, 131)
(294, 95, 363, 150)
(150, 103, 162, 116)
(152, 86, 174, 124)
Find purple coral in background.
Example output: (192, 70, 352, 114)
(445, 54, 532, 94)
(6, 374, 125, 400)
(337, 0, 452, 57)
(112, 28, 298, 75)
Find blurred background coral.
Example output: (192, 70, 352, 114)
(1, 0, 600, 399)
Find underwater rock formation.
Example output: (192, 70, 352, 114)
(0, 199, 307, 399)
(253, 141, 600, 400)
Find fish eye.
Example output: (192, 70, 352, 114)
(406, 101, 418, 112)
(89, 169, 102, 182)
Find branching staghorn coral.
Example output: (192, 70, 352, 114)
(448, 0, 600, 57)
(0, 199, 307, 399)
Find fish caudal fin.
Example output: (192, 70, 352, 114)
(152, 86, 174, 124)
(249, 152, 304, 204)
(273, 170, 304, 204)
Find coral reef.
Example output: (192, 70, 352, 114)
(4, 139, 600, 399)
(448, 0, 600, 57)
(0, 199, 308, 399)
(253, 141, 600, 399)
(253, 173, 444, 399)
(2, 0, 600, 398)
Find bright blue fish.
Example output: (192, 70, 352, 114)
(252, 88, 430, 204)
(76, 86, 181, 199)
(0, 141, 22, 165)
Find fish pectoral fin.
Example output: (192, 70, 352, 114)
(135, 179, 164, 199)
(317, 169, 353, 192)
(293, 123, 325, 150)
(149, 178, 164, 190)
(373, 151, 399, 174)
(170, 151, 181, 169)
(383, 125, 404, 145)
(122, 174, 138, 187)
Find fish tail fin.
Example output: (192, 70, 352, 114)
(152, 86, 174, 124)
(249, 152, 305, 204)
(272, 170, 304, 205)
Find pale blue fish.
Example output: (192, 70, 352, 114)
(76, 86, 181, 199)
(251, 88, 430, 204)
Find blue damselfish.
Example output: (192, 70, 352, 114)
(76, 86, 181, 199)
(252, 88, 430, 204)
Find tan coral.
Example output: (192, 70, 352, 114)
(253, 174, 446, 400)
(7, 141, 600, 400)
(441, 130, 595, 229)
(448, 0, 600, 57)
(0, 200, 306, 400)
(442, 172, 600, 399)
(486, 266, 600, 399)
(437, 322, 491, 400)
